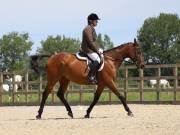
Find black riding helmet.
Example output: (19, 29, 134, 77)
(87, 13, 100, 24)
(88, 13, 100, 21)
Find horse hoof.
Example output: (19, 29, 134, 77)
(84, 114, 90, 118)
(36, 115, 41, 119)
(68, 112, 73, 118)
(127, 112, 134, 117)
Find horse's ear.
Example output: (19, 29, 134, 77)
(133, 38, 138, 46)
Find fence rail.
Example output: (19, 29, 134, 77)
(0, 64, 180, 106)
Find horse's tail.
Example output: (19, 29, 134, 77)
(30, 54, 51, 75)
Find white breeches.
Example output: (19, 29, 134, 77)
(87, 52, 101, 63)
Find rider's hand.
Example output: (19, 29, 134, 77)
(97, 52, 101, 55)
(98, 48, 103, 54)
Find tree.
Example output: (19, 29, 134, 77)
(137, 13, 180, 64)
(37, 35, 80, 55)
(38, 34, 114, 55)
(0, 32, 33, 72)
(97, 34, 114, 50)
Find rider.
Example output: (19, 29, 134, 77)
(81, 13, 101, 84)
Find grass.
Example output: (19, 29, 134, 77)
(2, 91, 180, 104)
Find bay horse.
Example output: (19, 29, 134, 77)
(31, 39, 144, 119)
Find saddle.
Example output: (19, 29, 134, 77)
(75, 51, 104, 71)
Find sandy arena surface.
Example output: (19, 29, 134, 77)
(0, 105, 180, 135)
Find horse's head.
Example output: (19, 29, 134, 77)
(129, 39, 145, 69)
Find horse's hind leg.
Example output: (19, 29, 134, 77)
(36, 79, 57, 119)
(85, 83, 105, 118)
(57, 78, 73, 118)
(107, 80, 133, 117)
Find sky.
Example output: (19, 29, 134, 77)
(0, 0, 180, 54)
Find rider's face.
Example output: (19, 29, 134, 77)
(91, 20, 98, 27)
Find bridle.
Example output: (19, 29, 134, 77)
(133, 46, 143, 67)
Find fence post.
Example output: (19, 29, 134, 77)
(0, 73, 3, 104)
(12, 74, 15, 103)
(80, 85, 83, 104)
(139, 68, 144, 102)
(156, 66, 161, 101)
(173, 66, 178, 103)
(25, 71, 29, 104)
(124, 68, 128, 101)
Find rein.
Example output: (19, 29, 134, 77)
(103, 46, 141, 65)
(104, 55, 132, 64)
(104, 55, 121, 61)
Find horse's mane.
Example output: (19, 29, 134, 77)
(104, 42, 133, 53)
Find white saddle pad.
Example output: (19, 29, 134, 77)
(75, 52, 104, 71)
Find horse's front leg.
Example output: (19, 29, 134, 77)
(107, 80, 134, 117)
(85, 83, 105, 118)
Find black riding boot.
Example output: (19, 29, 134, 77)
(88, 61, 99, 84)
